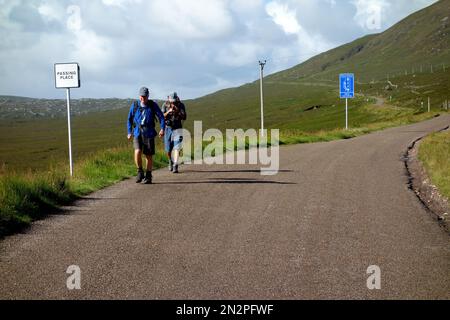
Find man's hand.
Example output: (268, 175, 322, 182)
(159, 129, 164, 138)
(127, 134, 133, 141)
(164, 109, 173, 118)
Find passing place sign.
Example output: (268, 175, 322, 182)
(54, 63, 80, 89)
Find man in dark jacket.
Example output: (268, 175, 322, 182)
(162, 92, 187, 173)
(127, 87, 165, 184)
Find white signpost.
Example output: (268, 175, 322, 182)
(54, 63, 80, 176)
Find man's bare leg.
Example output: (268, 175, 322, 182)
(173, 150, 179, 165)
(143, 155, 153, 184)
(172, 150, 180, 173)
(134, 149, 143, 169)
(167, 151, 173, 171)
(146, 155, 153, 172)
(134, 149, 145, 183)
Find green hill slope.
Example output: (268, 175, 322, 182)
(186, 0, 450, 131)
(271, 0, 449, 82)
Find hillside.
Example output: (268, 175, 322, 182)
(1, 1, 449, 171)
(0, 96, 134, 120)
(270, 0, 449, 83)
(186, 0, 449, 130)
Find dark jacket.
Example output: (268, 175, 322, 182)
(162, 101, 187, 130)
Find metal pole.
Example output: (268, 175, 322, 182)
(346, 98, 349, 130)
(259, 60, 266, 137)
(66, 88, 73, 177)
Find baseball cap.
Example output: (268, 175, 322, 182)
(139, 87, 149, 97)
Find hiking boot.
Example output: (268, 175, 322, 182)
(143, 171, 153, 184)
(173, 165, 179, 174)
(169, 160, 174, 172)
(136, 169, 144, 183)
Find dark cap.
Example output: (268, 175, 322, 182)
(139, 87, 149, 97)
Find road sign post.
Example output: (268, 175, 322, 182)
(339, 73, 355, 130)
(66, 88, 74, 176)
(259, 60, 266, 137)
(346, 98, 348, 130)
(54, 63, 80, 177)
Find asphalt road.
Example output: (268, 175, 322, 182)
(1, 115, 449, 299)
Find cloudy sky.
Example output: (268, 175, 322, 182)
(0, 0, 438, 100)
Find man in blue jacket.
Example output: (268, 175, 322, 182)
(127, 87, 165, 184)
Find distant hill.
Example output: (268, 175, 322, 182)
(268, 0, 449, 82)
(0, 96, 134, 120)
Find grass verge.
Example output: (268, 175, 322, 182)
(280, 107, 441, 145)
(0, 145, 168, 238)
(418, 130, 450, 201)
(0, 107, 446, 238)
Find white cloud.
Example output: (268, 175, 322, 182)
(0, 0, 440, 99)
(38, 2, 64, 23)
(266, 1, 301, 35)
(352, 0, 390, 30)
(102, 0, 142, 8)
(265, 0, 334, 68)
(147, 0, 234, 39)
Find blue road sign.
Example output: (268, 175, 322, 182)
(340, 73, 355, 99)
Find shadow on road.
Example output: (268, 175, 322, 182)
(183, 169, 294, 173)
(156, 178, 296, 185)
(79, 197, 128, 201)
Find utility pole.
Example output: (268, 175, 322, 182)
(259, 60, 266, 137)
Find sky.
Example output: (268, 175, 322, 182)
(0, 0, 438, 100)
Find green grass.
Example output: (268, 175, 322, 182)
(279, 105, 442, 145)
(418, 130, 450, 200)
(0, 145, 168, 238)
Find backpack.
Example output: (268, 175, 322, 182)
(132, 100, 159, 127)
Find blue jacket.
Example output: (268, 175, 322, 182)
(127, 100, 165, 138)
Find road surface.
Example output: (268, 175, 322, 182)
(1, 115, 449, 299)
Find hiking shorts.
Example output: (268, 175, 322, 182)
(164, 127, 184, 153)
(133, 136, 155, 156)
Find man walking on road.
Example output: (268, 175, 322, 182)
(162, 92, 187, 173)
(127, 87, 165, 184)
